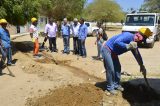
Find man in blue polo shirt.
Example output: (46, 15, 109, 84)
(0, 19, 14, 74)
(101, 28, 152, 95)
(78, 18, 88, 58)
(61, 18, 70, 54)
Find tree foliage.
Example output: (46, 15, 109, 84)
(39, 0, 86, 21)
(83, 0, 125, 22)
(0, 0, 40, 25)
(142, 0, 160, 12)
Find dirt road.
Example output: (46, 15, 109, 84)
(0, 29, 160, 106)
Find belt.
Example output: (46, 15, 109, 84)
(103, 45, 111, 53)
(103, 45, 118, 59)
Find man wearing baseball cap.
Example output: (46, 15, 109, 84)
(101, 27, 152, 95)
(71, 18, 80, 55)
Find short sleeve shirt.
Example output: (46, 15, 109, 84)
(44, 23, 57, 37)
(29, 24, 38, 38)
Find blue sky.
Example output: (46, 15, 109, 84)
(87, 0, 144, 12)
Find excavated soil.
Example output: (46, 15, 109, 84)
(26, 83, 104, 106)
(14, 41, 160, 106)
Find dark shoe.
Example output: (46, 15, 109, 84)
(33, 55, 41, 59)
(54, 49, 58, 52)
(115, 86, 124, 92)
(82, 56, 86, 58)
(66, 52, 70, 54)
(105, 90, 118, 95)
(95, 56, 100, 60)
(7, 63, 15, 66)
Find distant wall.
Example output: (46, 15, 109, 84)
(6, 16, 48, 35)
(7, 25, 16, 35)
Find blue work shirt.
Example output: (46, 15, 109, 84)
(106, 32, 134, 55)
(78, 23, 88, 40)
(105, 32, 143, 65)
(61, 24, 70, 36)
(0, 28, 11, 48)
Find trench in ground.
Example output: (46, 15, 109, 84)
(14, 41, 160, 105)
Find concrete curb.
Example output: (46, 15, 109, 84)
(11, 33, 29, 40)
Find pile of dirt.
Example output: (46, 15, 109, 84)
(22, 63, 45, 74)
(26, 83, 104, 106)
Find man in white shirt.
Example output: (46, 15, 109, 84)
(44, 18, 58, 52)
(71, 18, 80, 54)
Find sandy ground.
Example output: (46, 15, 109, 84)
(0, 29, 160, 106)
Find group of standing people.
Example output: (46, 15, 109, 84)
(61, 17, 88, 58)
(29, 17, 88, 58)
(30, 17, 109, 60)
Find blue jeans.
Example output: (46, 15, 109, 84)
(97, 40, 102, 57)
(63, 35, 70, 53)
(78, 39, 86, 56)
(101, 46, 121, 91)
(73, 37, 79, 54)
(0, 46, 7, 68)
(6, 47, 12, 64)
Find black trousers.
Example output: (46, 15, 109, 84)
(73, 37, 79, 54)
(49, 37, 57, 51)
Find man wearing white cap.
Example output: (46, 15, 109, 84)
(71, 18, 80, 54)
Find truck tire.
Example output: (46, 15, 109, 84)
(148, 41, 154, 48)
(92, 30, 97, 37)
(156, 34, 160, 41)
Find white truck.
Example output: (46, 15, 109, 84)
(122, 12, 160, 48)
(84, 22, 99, 36)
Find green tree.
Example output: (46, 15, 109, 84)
(142, 0, 160, 12)
(0, 0, 86, 25)
(83, 0, 125, 22)
(0, 0, 40, 25)
(39, 0, 86, 21)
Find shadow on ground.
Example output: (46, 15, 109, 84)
(12, 41, 34, 54)
(95, 78, 160, 105)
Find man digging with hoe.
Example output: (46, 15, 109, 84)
(101, 27, 152, 95)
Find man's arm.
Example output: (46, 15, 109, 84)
(30, 33, 33, 38)
(131, 48, 146, 76)
(55, 24, 58, 37)
(44, 24, 48, 36)
(68, 25, 70, 35)
(84, 26, 88, 38)
(29, 28, 33, 38)
(131, 48, 143, 66)
(61, 25, 63, 36)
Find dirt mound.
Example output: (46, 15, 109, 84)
(22, 63, 45, 74)
(26, 83, 104, 106)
